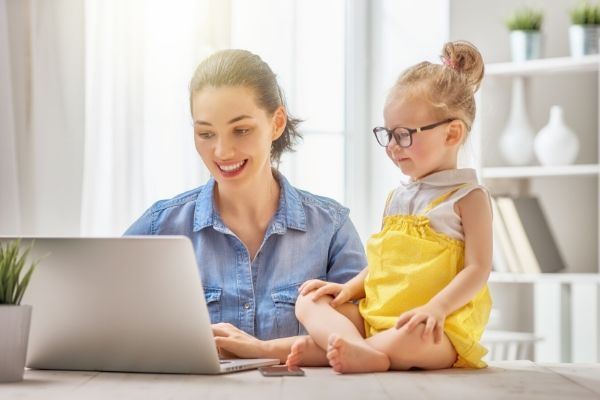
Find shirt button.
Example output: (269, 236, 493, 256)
(244, 303, 251, 310)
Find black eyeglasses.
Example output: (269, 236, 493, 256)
(373, 118, 454, 148)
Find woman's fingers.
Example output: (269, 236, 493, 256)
(214, 335, 262, 360)
(211, 322, 246, 338)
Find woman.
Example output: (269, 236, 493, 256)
(125, 49, 366, 363)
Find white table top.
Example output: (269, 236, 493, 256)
(1, 361, 599, 400)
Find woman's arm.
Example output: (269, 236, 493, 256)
(212, 323, 304, 363)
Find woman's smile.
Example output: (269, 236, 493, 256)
(215, 159, 248, 177)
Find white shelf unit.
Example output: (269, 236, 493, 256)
(473, 55, 600, 363)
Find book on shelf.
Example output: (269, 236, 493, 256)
(494, 196, 566, 274)
(491, 197, 522, 273)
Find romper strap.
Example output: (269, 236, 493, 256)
(383, 189, 395, 217)
(422, 184, 469, 214)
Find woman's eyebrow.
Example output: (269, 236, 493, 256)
(228, 115, 253, 124)
(193, 115, 253, 126)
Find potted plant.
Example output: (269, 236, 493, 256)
(0, 240, 37, 383)
(569, 1, 600, 56)
(505, 7, 544, 61)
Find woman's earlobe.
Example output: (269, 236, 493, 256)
(272, 107, 287, 140)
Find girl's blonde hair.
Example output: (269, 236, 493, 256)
(391, 41, 484, 134)
(189, 49, 302, 165)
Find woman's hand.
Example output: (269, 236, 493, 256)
(298, 279, 352, 308)
(212, 323, 266, 359)
(395, 302, 447, 344)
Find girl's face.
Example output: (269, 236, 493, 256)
(383, 94, 456, 179)
(191, 86, 285, 189)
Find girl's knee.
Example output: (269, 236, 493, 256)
(390, 324, 456, 370)
(294, 293, 333, 321)
(294, 293, 311, 321)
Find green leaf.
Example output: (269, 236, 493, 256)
(0, 240, 38, 305)
(570, 1, 600, 25)
(506, 7, 544, 31)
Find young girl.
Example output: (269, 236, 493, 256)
(287, 41, 492, 373)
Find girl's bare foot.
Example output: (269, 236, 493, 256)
(286, 337, 311, 368)
(326, 334, 390, 374)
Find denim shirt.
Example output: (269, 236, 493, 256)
(124, 173, 366, 340)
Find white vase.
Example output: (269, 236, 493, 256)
(0, 305, 32, 382)
(569, 25, 600, 57)
(534, 106, 579, 166)
(510, 31, 542, 62)
(499, 77, 535, 166)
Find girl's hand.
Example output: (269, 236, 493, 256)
(298, 279, 351, 308)
(395, 303, 447, 344)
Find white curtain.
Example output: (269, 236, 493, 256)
(1, 0, 85, 236)
(0, 0, 21, 234)
(81, 0, 229, 235)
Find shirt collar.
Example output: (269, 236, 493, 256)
(402, 168, 479, 188)
(193, 171, 307, 233)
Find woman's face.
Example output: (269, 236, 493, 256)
(191, 85, 285, 188)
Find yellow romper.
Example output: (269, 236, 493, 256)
(358, 184, 492, 368)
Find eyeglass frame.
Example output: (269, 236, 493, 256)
(372, 118, 456, 148)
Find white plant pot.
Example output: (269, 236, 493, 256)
(534, 106, 579, 166)
(0, 305, 32, 382)
(569, 25, 600, 57)
(510, 30, 542, 62)
(499, 77, 535, 166)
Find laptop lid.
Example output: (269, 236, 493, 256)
(1, 237, 278, 374)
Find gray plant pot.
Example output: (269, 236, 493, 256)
(510, 30, 542, 62)
(0, 305, 32, 383)
(569, 25, 600, 57)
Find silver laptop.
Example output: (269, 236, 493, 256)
(1, 236, 279, 374)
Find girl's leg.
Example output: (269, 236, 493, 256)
(287, 297, 365, 367)
(286, 336, 324, 367)
(327, 323, 456, 373)
(289, 293, 389, 372)
(369, 323, 457, 370)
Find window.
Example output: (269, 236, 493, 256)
(230, 0, 346, 203)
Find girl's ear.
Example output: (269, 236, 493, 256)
(445, 119, 465, 146)
(272, 106, 286, 141)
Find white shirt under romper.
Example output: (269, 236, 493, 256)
(384, 168, 489, 241)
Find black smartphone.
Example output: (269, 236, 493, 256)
(259, 365, 305, 377)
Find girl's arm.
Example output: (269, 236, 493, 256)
(429, 188, 492, 314)
(340, 266, 368, 300)
(396, 188, 492, 342)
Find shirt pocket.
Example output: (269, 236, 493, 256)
(271, 282, 302, 338)
(203, 286, 222, 323)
